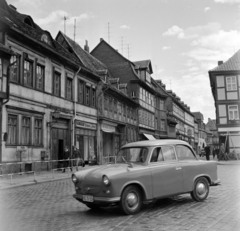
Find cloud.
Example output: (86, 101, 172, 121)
(17, 0, 46, 8)
(162, 46, 171, 50)
(204, 7, 210, 12)
(36, 10, 67, 25)
(214, 0, 240, 3)
(120, 25, 130, 29)
(163, 22, 221, 39)
(36, 11, 95, 26)
(163, 25, 183, 36)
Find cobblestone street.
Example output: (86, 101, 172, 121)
(0, 164, 240, 231)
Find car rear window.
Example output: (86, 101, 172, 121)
(175, 145, 196, 160)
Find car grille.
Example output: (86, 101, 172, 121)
(81, 184, 102, 194)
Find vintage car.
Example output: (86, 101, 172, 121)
(71, 140, 220, 215)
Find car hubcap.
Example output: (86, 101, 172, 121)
(196, 182, 206, 196)
(126, 192, 138, 210)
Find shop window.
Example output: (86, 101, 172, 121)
(7, 114, 17, 145)
(36, 65, 44, 91)
(53, 71, 61, 96)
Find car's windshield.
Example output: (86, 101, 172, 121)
(116, 147, 149, 164)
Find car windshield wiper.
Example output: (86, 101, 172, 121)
(121, 156, 133, 168)
(122, 156, 127, 164)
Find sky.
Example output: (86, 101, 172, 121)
(6, 0, 240, 123)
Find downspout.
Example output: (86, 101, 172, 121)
(72, 67, 81, 152)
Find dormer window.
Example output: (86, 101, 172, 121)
(41, 34, 51, 45)
(24, 18, 33, 27)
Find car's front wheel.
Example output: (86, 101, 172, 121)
(191, 177, 209, 202)
(120, 185, 142, 215)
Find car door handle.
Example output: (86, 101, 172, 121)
(175, 167, 182, 170)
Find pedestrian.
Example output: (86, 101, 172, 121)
(204, 145, 211, 161)
(219, 143, 228, 161)
(212, 147, 215, 159)
(62, 146, 72, 173)
(73, 146, 85, 171)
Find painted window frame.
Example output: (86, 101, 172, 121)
(36, 64, 45, 91)
(228, 105, 239, 120)
(23, 59, 33, 88)
(226, 76, 237, 91)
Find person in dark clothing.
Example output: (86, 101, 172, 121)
(212, 148, 216, 159)
(62, 146, 72, 173)
(73, 146, 85, 171)
(204, 145, 211, 161)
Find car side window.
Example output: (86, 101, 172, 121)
(161, 146, 176, 161)
(175, 145, 196, 160)
(150, 147, 164, 162)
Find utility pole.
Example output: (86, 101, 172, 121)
(63, 15, 69, 34)
(108, 22, 110, 44)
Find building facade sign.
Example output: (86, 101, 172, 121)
(101, 124, 115, 133)
(75, 120, 97, 130)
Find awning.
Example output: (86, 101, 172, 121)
(143, 133, 156, 140)
(101, 127, 115, 133)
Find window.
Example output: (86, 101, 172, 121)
(24, 60, 33, 87)
(150, 147, 164, 162)
(85, 86, 90, 105)
(36, 65, 44, 91)
(228, 105, 239, 120)
(160, 100, 164, 110)
(53, 72, 61, 96)
(92, 88, 96, 107)
(161, 146, 176, 161)
(34, 118, 42, 145)
(7, 115, 17, 144)
(10, 55, 19, 83)
(66, 78, 72, 100)
(226, 76, 237, 91)
(160, 120, 166, 131)
(176, 145, 196, 160)
(22, 116, 30, 144)
(78, 80, 84, 104)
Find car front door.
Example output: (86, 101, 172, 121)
(149, 145, 183, 198)
(175, 145, 202, 192)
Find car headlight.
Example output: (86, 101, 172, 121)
(72, 174, 78, 184)
(103, 175, 111, 186)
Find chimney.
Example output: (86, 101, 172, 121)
(84, 40, 89, 53)
(100, 38, 103, 42)
(9, 4, 17, 10)
(218, 61, 223, 66)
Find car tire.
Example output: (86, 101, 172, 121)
(191, 177, 209, 202)
(120, 185, 142, 215)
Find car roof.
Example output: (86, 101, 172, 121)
(122, 139, 190, 148)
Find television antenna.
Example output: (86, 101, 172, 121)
(63, 15, 69, 35)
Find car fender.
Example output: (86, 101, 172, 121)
(191, 174, 212, 190)
(120, 180, 152, 201)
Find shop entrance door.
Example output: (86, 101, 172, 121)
(51, 119, 70, 169)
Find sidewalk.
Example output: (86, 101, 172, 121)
(0, 165, 96, 190)
(198, 155, 240, 165)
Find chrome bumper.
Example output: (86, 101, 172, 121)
(73, 194, 121, 203)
